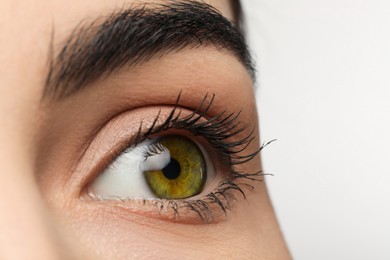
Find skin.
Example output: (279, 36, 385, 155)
(0, 0, 290, 259)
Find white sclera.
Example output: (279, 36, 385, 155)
(89, 139, 171, 199)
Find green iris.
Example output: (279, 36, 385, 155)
(144, 136, 206, 199)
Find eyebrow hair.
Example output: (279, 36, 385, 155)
(44, 0, 255, 99)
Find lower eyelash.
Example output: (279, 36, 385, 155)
(138, 169, 272, 224)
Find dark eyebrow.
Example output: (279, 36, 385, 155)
(44, 0, 255, 100)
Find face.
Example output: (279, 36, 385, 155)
(0, 0, 290, 259)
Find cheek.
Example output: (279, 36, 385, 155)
(61, 189, 268, 259)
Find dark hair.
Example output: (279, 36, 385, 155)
(232, 0, 243, 26)
(231, 0, 245, 35)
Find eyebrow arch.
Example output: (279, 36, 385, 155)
(43, 0, 255, 100)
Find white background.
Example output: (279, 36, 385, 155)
(242, 0, 390, 259)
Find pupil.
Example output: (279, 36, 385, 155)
(162, 158, 181, 180)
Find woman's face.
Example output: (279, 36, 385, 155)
(0, 0, 289, 258)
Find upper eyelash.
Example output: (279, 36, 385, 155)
(135, 92, 262, 166)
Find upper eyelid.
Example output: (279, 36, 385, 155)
(72, 105, 217, 192)
(68, 102, 198, 175)
(118, 93, 260, 168)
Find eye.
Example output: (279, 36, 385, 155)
(88, 135, 212, 200)
(83, 94, 265, 223)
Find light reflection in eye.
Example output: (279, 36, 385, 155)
(88, 135, 211, 200)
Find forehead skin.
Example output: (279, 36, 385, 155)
(0, 0, 290, 259)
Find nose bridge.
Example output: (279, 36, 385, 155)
(0, 78, 67, 259)
(0, 0, 83, 256)
(0, 156, 61, 259)
(0, 11, 63, 258)
(0, 85, 81, 259)
(0, 175, 55, 259)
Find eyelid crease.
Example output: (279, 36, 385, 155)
(67, 96, 205, 178)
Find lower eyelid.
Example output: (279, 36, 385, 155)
(79, 199, 224, 225)
(82, 180, 241, 225)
